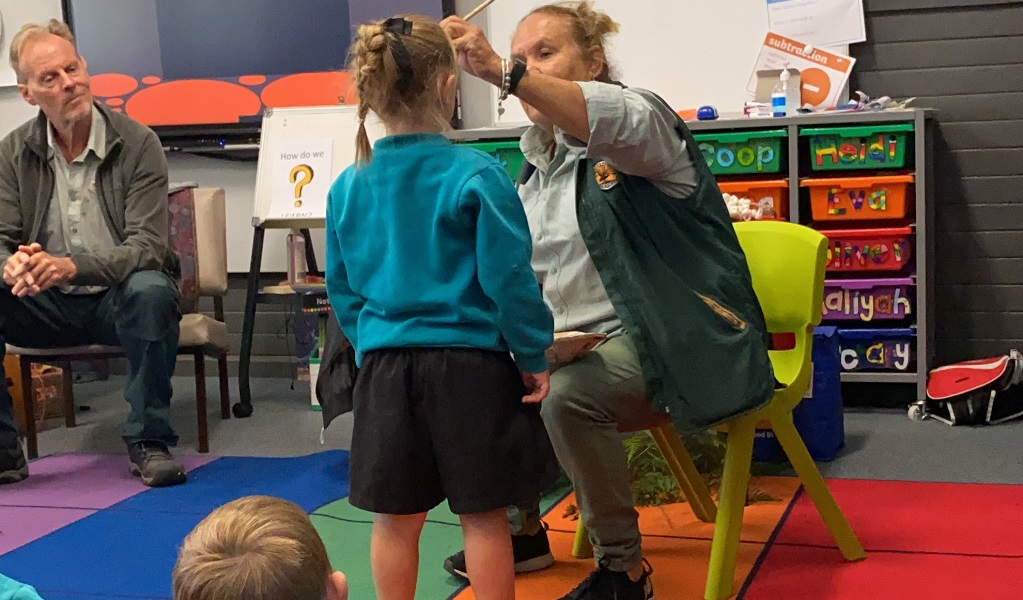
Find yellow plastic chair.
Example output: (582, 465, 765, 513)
(572, 220, 866, 600)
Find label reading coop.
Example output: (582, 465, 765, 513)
(694, 130, 785, 175)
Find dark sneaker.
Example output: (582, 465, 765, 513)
(558, 560, 654, 600)
(128, 441, 187, 487)
(444, 521, 555, 580)
(0, 445, 29, 485)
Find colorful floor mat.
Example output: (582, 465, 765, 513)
(450, 477, 801, 600)
(3, 453, 1022, 600)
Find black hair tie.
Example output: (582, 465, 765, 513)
(382, 17, 415, 93)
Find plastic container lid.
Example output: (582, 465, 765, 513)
(692, 129, 787, 143)
(466, 140, 522, 151)
(801, 123, 914, 137)
(825, 278, 915, 288)
(801, 175, 915, 187)
(838, 328, 916, 339)
(818, 227, 914, 237)
(718, 179, 788, 190)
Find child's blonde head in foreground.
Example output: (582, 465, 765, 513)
(348, 14, 457, 163)
(172, 495, 347, 600)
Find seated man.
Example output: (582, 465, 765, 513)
(0, 20, 185, 487)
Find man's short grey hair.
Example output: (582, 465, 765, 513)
(8, 19, 76, 84)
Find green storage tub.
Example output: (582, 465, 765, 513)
(459, 140, 525, 181)
(803, 124, 913, 171)
(692, 129, 785, 175)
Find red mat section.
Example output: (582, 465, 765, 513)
(743, 479, 1023, 599)
(743, 545, 1023, 600)
(773, 479, 1023, 556)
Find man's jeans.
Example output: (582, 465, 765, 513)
(0, 271, 181, 460)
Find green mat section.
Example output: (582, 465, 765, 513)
(312, 515, 466, 599)
(312, 476, 573, 599)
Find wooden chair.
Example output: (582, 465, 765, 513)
(9, 186, 231, 458)
(572, 220, 866, 600)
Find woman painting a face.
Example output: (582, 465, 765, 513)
(442, 4, 776, 600)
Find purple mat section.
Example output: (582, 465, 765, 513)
(0, 507, 94, 555)
(0, 453, 218, 510)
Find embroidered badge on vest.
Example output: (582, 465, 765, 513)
(594, 161, 619, 190)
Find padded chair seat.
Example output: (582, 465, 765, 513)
(5, 343, 123, 357)
(179, 313, 229, 351)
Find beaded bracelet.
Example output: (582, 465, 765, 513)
(497, 59, 512, 119)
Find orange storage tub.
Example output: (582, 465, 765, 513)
(819, 227, 914, 273)
(803, 175, 913, 222)
(718, 179, 789, 220)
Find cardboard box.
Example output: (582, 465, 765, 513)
(4, 356, 66, 431)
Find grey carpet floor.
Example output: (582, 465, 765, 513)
(28, 376, 1023, 485)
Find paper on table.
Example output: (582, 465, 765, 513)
(746, 32, 856, 109)
(766, 0, 866, 47)
(546, 331, 607, 369)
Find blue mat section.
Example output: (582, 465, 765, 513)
(35, 594, 169, 600)
(2, 510, 205, 599)
(113, 451, 350, 515)
(0, 451, 351, 600)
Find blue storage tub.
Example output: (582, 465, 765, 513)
(754, 326, 845, 463)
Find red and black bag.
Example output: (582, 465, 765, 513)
(916, 350, 1023, 425)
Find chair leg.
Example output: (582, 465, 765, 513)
(705, 416, 757, 600)
(217, 353, 230, 420)
(61, 360, 76, 428)
(573, 519, 594, 559)
(19, 357, 37, 460)
(193, 350, 209, 454)
(770, 413, 866, 562)
(650, 425, 718, 523)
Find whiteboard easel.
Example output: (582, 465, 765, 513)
(238, 105, 383, 416)
(252, 105, 384, 228)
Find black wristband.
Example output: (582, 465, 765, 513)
(507, 59, 527, 95)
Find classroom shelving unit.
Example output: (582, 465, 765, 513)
(688, 109, 935, 404)
(451, 108, 936, 404)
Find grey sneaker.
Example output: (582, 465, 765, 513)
(0, 445, 29, 485)
(128, 441, 187, 487)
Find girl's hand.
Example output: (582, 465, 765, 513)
(521, 370, 551, 404)
(441, 16, 504, 87)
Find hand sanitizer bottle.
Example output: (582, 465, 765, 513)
(772, 67, 792, 118)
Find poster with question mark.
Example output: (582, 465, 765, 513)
(269, 138, 333, 221)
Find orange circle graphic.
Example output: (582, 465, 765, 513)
(261, 72, 356, 108)
(125, 80, 262, 125)
(800, 68, 831, 107)
(91, 73, 139, 97)
(239, 75, 268, 86)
